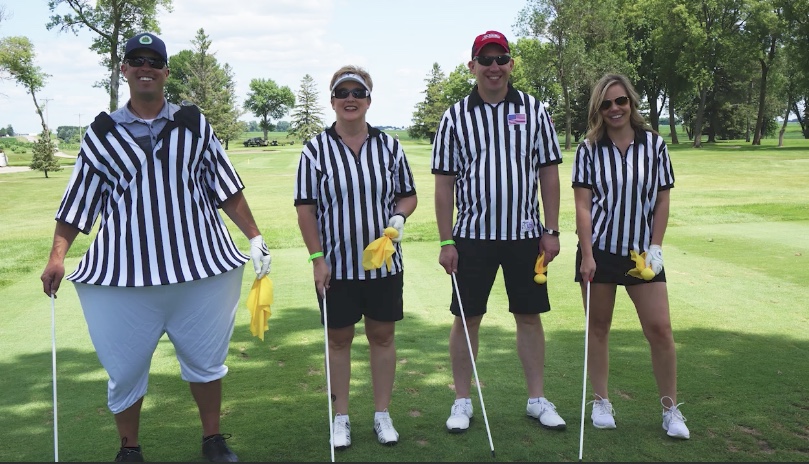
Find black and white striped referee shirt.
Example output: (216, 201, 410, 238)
(294, 124, 417, 280)
(571, 129, 675, 257)
(56, 101, 249, 287)
(431, 85, 563, 240)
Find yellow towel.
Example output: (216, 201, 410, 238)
(534, 251, 548, 284)
(246, 275, 273, 340)
(627, 250, 655, 281)
(362, 228, 397, 271)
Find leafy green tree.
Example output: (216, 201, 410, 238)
(173, 29, 243, 148)
(164, 49, 194, 103)
(409, 63, 446, 142)
(244, 78, 295, 140)
(0, 36, 51, 135)
(275, 120, 290, 132)
(442, 64, 475, 107)
(511, 38, 560, 106)
(30, 131, 62, 178)
(46, 0, 172, 111)
(288, 74, 325, 144)
(56, 126, 81, 143)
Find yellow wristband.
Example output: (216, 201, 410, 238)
(440, 240, 456, 247)
(308, 252, 324, 262)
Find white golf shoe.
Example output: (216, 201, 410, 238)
(373, 411, 399, 445)
(331, 414, 351, 449)
(446, 399, 474, 433)
(661, 397, 690, 439)
(590, 396, 617, 429)
(526, 397, 567, 430)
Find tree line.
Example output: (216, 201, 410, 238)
(410, 0, 809, 149)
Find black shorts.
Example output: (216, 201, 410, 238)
(574, 246, 667, 285)
(317, 272, 404, 328)
(450, 237, 551, 317)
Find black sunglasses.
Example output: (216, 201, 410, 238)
(599, 96, 630, 111)
(125, 56, 167, 69)
(474, 54, 511, 66)
(332, 88, 370, 99)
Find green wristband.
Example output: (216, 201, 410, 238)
(308, 251, 324, 262)
(440, 240, 456, 247)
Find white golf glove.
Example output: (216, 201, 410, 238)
(387, 214, 405, 243)
(249, 235, 272, 279)
(645, 244, 664, 276)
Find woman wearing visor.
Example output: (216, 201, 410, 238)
(294, 65, 418, 449)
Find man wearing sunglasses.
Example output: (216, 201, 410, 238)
(41, 32, 270, 462)
(433, 30, 567, 434)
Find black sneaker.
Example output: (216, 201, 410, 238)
(202, 433, 238, 462)
(115, 438, 144, 462)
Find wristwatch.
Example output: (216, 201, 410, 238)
(543, 227, 560, 237)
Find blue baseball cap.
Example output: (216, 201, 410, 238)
(124, 33, 168, 62)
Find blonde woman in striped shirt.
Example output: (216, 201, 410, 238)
(572, 73, 689, 439)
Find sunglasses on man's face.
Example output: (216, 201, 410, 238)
(599, 96, 630, 111)
(332, 88, 370, 99)
(125, 56, 167, 69)
(474, 54, 511, 66)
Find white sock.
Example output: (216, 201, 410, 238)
(528, 397, 546, 404)
(374, 410, 390, 420)
(335, 413, 349, 423)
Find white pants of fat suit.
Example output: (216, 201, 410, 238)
(73, 267, 244, 414)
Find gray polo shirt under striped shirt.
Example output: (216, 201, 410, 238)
(55, 100, 249, 287)
(294, 124, 416, 280)
(431, 85, 563, 240)
(571, 128, 674, 257)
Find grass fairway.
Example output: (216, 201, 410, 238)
(0, 132, 807, 462)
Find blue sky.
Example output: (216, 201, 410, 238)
(1, 0, 527, 134)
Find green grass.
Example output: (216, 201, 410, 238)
(0, 131, 808, 462)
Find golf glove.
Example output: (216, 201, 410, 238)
(645, 244, 664, 276)
(387, 214, 405, 243)
(249, 235, 272, 279)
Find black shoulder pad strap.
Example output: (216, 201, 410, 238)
(174, 104, 202, 137)
(90, 112, 115, 136)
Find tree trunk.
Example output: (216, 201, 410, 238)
(564, 87, 572, 150)
(793, 101, 807, 138)
(753, 38, 777, 146)
(693, 86, 708, 148)
(648, 91, 659, 132)
(668, 100, 679, 144)
(778, 102, 791, 148)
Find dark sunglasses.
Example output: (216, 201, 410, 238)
(474, 54, 511, 66)
(599, 96, 630, 111)
(125, 56, 167, 69)
(332, 88, 370, 99)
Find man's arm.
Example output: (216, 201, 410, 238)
(220, 191, 261, 239)
(538, 164, 561, 263)
(41, 221, 81, 296)
(435, 174, 457, 274)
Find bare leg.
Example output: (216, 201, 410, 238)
(514, 313, 545, 398)
(449, 315, 482, 399)
(328, 325, 356, 415)
(114, 397, 143, 447)
(190, 379, 222, 437)
(584, 283, 618, 400)
(626, 282, 677, 405)
(365, 317, 396, 411)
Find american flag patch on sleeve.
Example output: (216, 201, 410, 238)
(507, 113, 526, 125)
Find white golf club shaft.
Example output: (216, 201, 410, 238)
(451, 273, 495, 457)
(578, 281, 591, 461)
(51, 293, 59, 462)
(322, 293, 335, 463)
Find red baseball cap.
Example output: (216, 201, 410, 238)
(471, 30, 510, 58)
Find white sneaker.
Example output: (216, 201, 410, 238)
(661, 396, 690, 439)
(331, 414, 351, 449)
(526, 397, 567, 430)
(446, 399, 473, 433)
(373, 411, 399, 445)
(590, 396, 616, 429)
